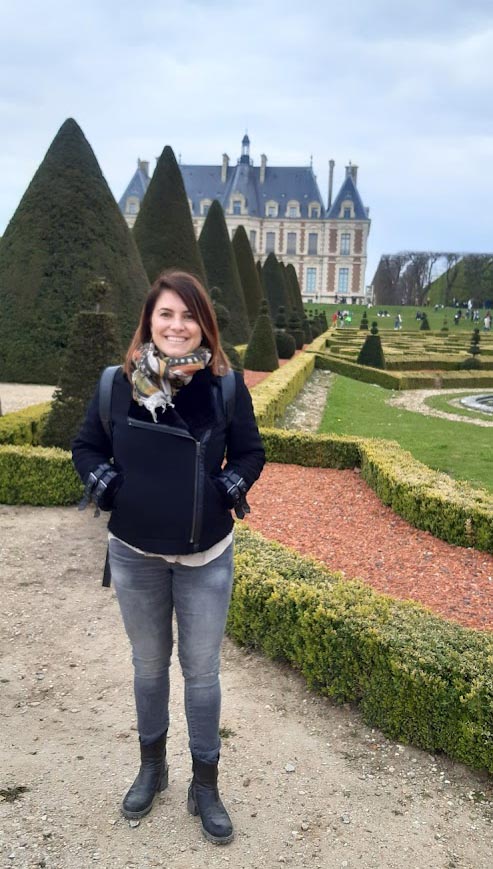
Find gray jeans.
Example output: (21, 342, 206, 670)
(109, 537, 234, 763)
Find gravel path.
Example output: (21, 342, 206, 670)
(387, 388, 493, 426)
(1, 505, 492, 869)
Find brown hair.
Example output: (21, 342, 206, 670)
(124, 270, 230, 377)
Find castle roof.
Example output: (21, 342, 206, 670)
(326, 174, 368, 220)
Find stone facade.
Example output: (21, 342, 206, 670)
(119, 138, 371, 303)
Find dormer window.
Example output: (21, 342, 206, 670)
(126, 197, 139, 215)
(200, 198, 212, 216)
(230, 193, 246, 215)
(266, 201, 278, 218)
(286, 200, 300, 218)
(341, 201, 353, 219)
(308, 202, 320, 219)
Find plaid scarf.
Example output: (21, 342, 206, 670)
(131, 342, 211, 421)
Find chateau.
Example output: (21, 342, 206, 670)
(119, 136, 371, 303)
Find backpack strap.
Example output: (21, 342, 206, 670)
(220, 369, 236, 426)
(98, 365, 120, 443)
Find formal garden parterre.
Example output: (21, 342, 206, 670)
(2, 324, 493, 774)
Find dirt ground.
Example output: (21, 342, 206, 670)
(1, 505, 493, 869)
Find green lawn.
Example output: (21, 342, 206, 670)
(304, 302, 488, 334)
(318, 375, 493, 494)
(425, 392, 493, 421)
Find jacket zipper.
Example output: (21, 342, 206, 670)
(127, 417, 212, 549)
(189, 441, 201, 544)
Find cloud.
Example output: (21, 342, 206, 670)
(1, 0, 493, 281)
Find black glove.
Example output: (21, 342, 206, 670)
(78, 463, 123, 516)
(214, 469, 251, 520)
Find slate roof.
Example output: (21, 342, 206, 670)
(180, 161, 325, 219)
(326, 174, 369, 220)
(118, 164, 150, 211)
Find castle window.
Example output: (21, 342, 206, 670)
(340, 233, 351, 255)
(308, 203, 320, 219)
(126, 196, 139, 215)
(287, 232, 297, 254)
(200, 199, 212, 216)
(286, 200, 300, 218)
(342, 205, 352, 219)
(265, 231, 275, 253)
(250, 230, 257, 252)
(338, 267, 349, 293)
(306, 267, 317, 292)
(232, 199, 242, 215)
(266, 201, 278, 218)
(308, 233, 318, 255)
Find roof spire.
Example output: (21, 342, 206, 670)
(240, 132, 250, 164)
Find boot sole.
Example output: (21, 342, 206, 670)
(187, 794, 234, 845)
(122, 764, 169, 820)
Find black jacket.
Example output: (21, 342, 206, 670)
(72, 368, 265, 555)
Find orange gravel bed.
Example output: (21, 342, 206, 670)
(245, 463, 493, 632)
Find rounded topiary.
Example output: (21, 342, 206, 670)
(243, 300, 279, 372)
(287, 312, 304, 350)
(275, 329, 296, 359)
(210, 286, 230, 333)
(357, 321, 385, 369)
(275, 306, 288, 329)
(308, 317, 321, 338)
(420, 312, 430, 331)
(41, 279, 122, 450)
(302, 317, 313, 343)
(360, 311, 369, 330)
(222, 341, 244, 373)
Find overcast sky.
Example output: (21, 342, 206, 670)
(1, 0, 492, 281)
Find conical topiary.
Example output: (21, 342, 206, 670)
(243, 300, 279, 371)
(198, 201, 250, 344)
(460, 328, 481, 369)
(41, 279, 122, 450)
(308, 312, 321, 338)
(420, 312, 430, 331)
(132, 145, 206, 285)
(262, 253, 291, 319)
(285, 263, 304, 317)
(0, 118, 149, 383)
(232, 225, 264, 326)
(357, 321, 385, 369)
(359, 310, 369, 330)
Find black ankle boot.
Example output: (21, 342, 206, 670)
(122, 733, 168, 819)
(187, 756, 233, 845)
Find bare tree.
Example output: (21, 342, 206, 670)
(372, 253, 410, 304)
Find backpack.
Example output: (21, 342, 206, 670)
(98, 364, 236, 442)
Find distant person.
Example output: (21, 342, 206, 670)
(484, 312, 491, 331)
(394, 313, 402, 330)
(72, 270, 265, 845)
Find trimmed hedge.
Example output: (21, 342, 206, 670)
(316, 352, 493, 390)
(230, 525, 493, 773)
(0, 444, 82, 505)
(251, 352, 314, 426)
(0, 403, 50, 445)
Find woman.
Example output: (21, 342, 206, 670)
(72, 270, 265, 845)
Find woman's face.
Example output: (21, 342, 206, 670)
(150, 289, 203, 357)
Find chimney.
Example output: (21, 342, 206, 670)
(138, 159, 149, 178)
(260, 154, 267, 184)
(345, 162, 358, 185)
(328, 159, 335, 208)
(221, 153, 229, 183)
